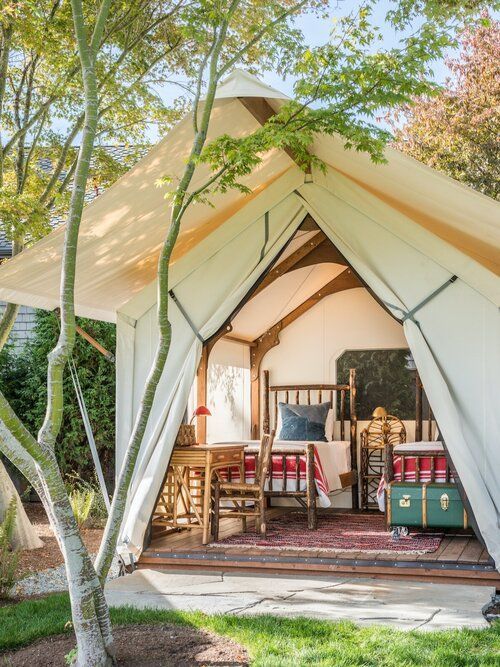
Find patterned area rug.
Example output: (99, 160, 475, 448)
(209, 512, 443, 555)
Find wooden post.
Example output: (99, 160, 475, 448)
(415, 371, 423, 441)
(306, 443, 317, 529)
(251, 375, 260, 440)
(262, 370, 270, 436)
(196, 346, 208, 443)
(349, 368, 359, 510)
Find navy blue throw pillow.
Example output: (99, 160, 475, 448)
(278, 401, 330, 442)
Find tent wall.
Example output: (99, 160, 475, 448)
(206, 339, 251, 443)
(117, 163, 499, 565)
(298, 170, 500, 566)
(117, 193, 306, 552)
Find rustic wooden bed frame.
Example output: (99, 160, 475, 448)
(259, 369, 358, 526)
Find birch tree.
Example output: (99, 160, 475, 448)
(0, 1, 492, 665)
(0, 0, 192, 541)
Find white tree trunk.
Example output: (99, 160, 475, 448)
(0, 459, 42, 550)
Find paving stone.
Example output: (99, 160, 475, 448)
(105, 569, 492, 630)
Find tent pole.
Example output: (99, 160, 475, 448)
(75, 323, 115, 361)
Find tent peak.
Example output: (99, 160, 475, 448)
(215, 68, 289, 101)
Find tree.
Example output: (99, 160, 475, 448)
(391, 13, 499, 199)
(0, 0, 194, 346)
(0, 0, 192, 570)
(0, 1, 493, 664)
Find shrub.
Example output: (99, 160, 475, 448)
(0, 310, 116, 486)
(66, 473, 108, 527)
(0, 498, 19, 598)
(69, 489, 95, 528)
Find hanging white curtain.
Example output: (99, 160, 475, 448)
(118, 196, 306, 552)
(297, 172, 500, 567)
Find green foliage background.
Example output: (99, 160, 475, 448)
(337, 348, 415, 420)
(0, 311, 115, 485)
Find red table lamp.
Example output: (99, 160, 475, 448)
(190, 405, 212, 424)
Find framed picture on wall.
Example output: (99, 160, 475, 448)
(336, 348, 415, 420)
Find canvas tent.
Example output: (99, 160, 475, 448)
(0, 70, 498, 566)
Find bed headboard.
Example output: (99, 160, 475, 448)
(262, 369, 357, 446)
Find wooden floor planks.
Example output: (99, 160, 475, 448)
(144, 509, 498, 586)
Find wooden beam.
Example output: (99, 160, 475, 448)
(238, 96, 311, 173)
(224, 335, 257, 347)
(250, 269, 361, 381)
(251, 231, 328, 298)
(292, 239, 347, 272)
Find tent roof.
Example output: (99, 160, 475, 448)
(0, 69, 498, 322)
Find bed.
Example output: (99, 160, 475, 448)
(213, 368, 358, 529)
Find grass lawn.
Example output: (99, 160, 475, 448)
(0, 593, 499, 666)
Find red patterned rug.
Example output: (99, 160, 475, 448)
(209, 512, 443, 555)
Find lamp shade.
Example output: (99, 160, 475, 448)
(194, 405, 211, 417)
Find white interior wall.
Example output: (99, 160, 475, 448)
(264, 287, 412, 507)
(206, 286, 417, 508)
(206, 340, 251, 442)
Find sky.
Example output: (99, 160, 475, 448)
(263, 1, 453, 98)
(145, 0, 461, 142)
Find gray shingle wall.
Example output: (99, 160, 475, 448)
(0, 303, 37, 350)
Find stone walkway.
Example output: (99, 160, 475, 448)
(105, 569, 493, 631)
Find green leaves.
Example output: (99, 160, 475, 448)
(186, 1, 474, 206)
(0, 311, 116, 483)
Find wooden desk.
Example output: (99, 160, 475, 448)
(153, 444, 245, 544)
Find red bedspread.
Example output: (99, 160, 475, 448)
(393, 454, 453, 483)
(218, 447, 330, 502)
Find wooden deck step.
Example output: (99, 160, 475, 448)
(139, 548, 500, 587)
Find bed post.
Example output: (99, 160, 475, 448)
(306, 442, 317, 529)
(415, 371, 423, 441)
(263, 370, 270, 436)
(349, 368, 359, 509)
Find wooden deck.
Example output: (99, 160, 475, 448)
(141, 509, 500, 588)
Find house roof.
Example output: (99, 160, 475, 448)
(0, 145, 149, 258)
(0, 69, 497, 322)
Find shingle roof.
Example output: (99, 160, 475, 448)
(0, 145, 149, 258)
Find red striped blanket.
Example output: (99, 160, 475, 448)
(218, 445, 331, 506)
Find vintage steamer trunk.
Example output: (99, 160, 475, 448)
(387, 482, 468, 529)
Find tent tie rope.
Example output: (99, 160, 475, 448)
(68, 357, 111, 511)
(169, 289, 204, 342)
(385, 275, 458, 324)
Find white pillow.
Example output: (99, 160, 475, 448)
(325, 408, 334, 442)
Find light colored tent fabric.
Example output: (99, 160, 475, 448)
(0, 70, 498, 564)
(0, 71, 496, 322)
(0, 461, 43, 550)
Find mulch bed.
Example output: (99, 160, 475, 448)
(16, 503, 104, 579)
(3, 624, 249, 666)
(209, 511, 443, 554)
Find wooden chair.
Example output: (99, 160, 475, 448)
(212, 430, 275, 540)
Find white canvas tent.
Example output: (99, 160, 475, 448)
(0, 70, 498, 566)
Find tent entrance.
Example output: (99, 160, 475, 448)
(145, 225, 496, 585)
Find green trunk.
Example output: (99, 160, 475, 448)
(387, 482, 467, 529)
(426, 483, 466, 529)
(388, 483, 424, 527)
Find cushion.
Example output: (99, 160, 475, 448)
(278, 401, 331, 442)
